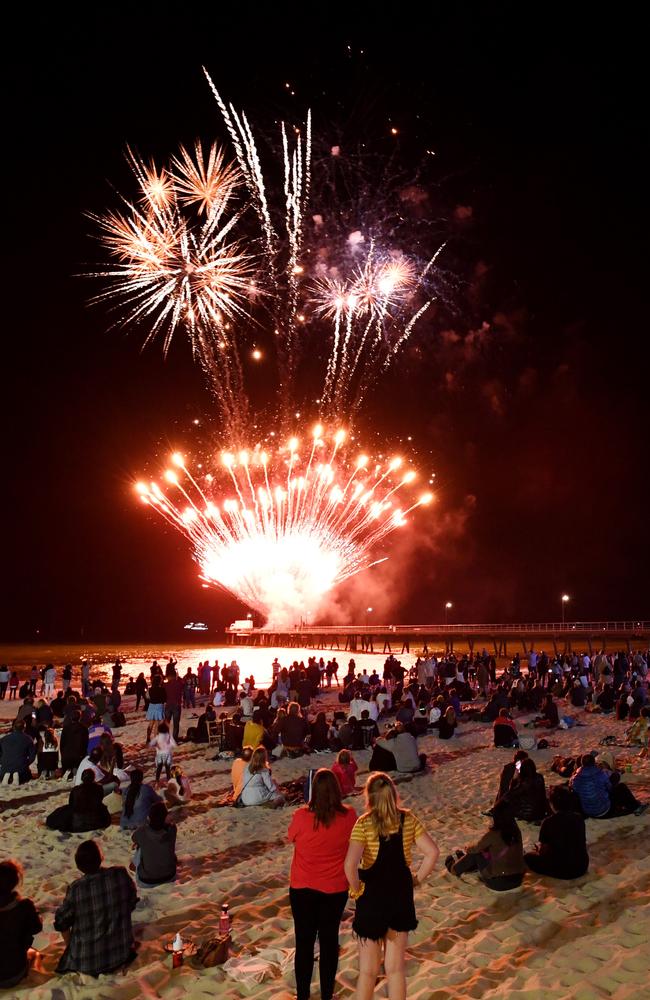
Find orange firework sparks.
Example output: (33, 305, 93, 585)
(136, 428, 432, 626)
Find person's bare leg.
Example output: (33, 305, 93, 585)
(355, 937, 382, 1000)
(384, 930, 407, 1000)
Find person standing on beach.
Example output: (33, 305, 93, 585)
(288, 769, 357, 1000)
(344, 772, 439, 1000)
(81, 661, 91, 697)
(164, 670, 184, 741)
(9, 671, 20, 699)
(43, 664, 56, 699)
(0, 665, 10, 700)
(146, 675, 166, 744)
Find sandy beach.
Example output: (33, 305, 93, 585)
(0, 650, 648, 1000)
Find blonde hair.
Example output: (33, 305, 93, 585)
(337, 749, 351, 766)
(249, 746, 269, 774)
(364, 772, 401, 837)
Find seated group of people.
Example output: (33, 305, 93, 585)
(445, 748, 647, 893)
(0, 683, 128, 786)
(0, 841, 142, 987)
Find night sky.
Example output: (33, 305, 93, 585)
(3, 5, 648, 641)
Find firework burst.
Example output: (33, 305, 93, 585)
(135, 427, 432, 627)
(89, 143, 255, 383)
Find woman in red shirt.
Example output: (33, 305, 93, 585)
(288, 768, 357, 1000)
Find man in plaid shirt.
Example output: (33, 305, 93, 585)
(54, 840, 138, 975)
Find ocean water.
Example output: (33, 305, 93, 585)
(0, 642, 393, 691)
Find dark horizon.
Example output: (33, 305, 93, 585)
(3, 6, 648, 642)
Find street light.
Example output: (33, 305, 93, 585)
(445, 601, 453, 626)
(561, 594, 570, 626)
(366, 606, 373, 628)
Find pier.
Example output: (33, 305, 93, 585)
(226, 620, 650, 657)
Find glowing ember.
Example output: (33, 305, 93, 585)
(136, 429, 432, 627)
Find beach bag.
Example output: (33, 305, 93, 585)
(196, 934, 230, 967)
(303, 768, 318, 803)
(518, 734, 537, 751)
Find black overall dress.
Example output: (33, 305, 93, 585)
(352, 812, 418, 941)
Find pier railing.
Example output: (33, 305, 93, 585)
(248, 621, 649, 634)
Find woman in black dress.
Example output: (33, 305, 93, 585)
(344, 773, 438, 1000)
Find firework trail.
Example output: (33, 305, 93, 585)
(135, 428, 432, 627)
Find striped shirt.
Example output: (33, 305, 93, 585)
(350, 809, 425, 868)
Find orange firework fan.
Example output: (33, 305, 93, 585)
(135, 428, 432, 627)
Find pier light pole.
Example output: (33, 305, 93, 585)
(445, 601, 452, 626)
(366, 607, 373, 628)
(561, 594, 570, 627)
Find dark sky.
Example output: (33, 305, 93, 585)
(3, 5, 648, 640)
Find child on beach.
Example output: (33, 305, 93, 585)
(149, 722, 177, 783)
(332, 748, 358, 796)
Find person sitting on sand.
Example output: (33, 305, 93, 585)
(337, 715, 363, 751)
(132, 802, 177, 887)
(595, 683, 615, 713)
(437, 704, 457, 740)
(358, 709, 380, 748)
(36, 726, 59, 778)
(288, 769, 357, 1000)
(627, 707, 649, 755)
(193, 703, 216, 743)
(0, 860, 43, 989)
(243, 708, 267, 750)
(332, 748, 358, 796)
(501, 757, 548, 823)
(493, 708, 519, 748)
(232, 745, 254, 799)
(0, 719, 36, 784)
(60, 710, 89, 778)
(344, 772, 439, 1000)
(495, 750, 529, 802)
(54, 840, 137, 975)
(239, 746, 285, 807)
(570, 754, 647, 817)
(446, 799, 525, 891)
(371, 723, 427, 774)
(535, 694, 559, 728)
(310, 711, 331, 751)
(120, 768, 161, 830)
(524, 784, 589, 879)
(278, 701, 310, 755)
(569, 679, 588, 708)
(164, 765, 192, 809)
(46, 766, 111, 832)
(70, 769, 112, 831)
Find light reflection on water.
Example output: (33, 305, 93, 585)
(0, 643, 403, 691)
